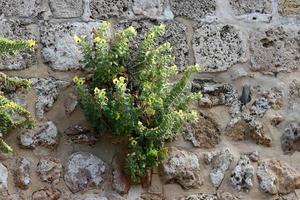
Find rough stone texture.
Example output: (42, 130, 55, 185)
(281, 123, 300, 154)
(161, 147, 202, 189)
(64, 93, 78, 116)
(230, 155, 254, 191)
(183, 111, 221, 148)
(0, 0, 41, 18)
(250, 97, 270, 117)
(278, 0, 300, 16)
(49, 0, 83, 18)
(193, 24, 247, 72)
(179, 193, 217, 200)
(40, 21, 100, 71)
(112, 153, 131, 195)
(31, 78, 70, 119)
(32, 187, 61, 200)
(204, 148, 234, 188)
(0, 162, 8, 193)
(64, 125, 97, 145)
(217, 192, 239, 200)
(64, 152, 107, 193)
(36, 157, 62, 184)
(257, 159, 300, 195)
(14, 157, 31, 189)
(246, 150, 260, 162)
(132, 0, 173, 20)
(229, 0, 273, 15)
(19, 121, 59, 149)
(72, 194, 108, 200)
(0, 18, 36, 70)
(250, 26, 300, 74)
(275, 193, 298, 200)
(90, 0, 133, 19)
(170, 0, 216, 21)
(289, 79, 300, 101)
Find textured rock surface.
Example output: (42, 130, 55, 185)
(14, 157, 31, 189)
(257, 159, 300, 194)
(32, 187, 61, 200)
(230, 155, 254, 191)
(281, 123, 300, 154)
(132, 0, 173, 20)
(193, 24, 247, 72)
(64, 125, 97, 145)
(250, 26, 300, 74)
(112, 153, 131, 195)
(19, 121, 58, 149)
(180, 193, 217, 200)
(0, 0, 41, 17)
(49, 0, 83, 18)
(0, 162, 8, 193)
(40, 21, 100, 71)
(289, 80, 300, 101)
(229, 0, 273, 15)
(161, 147, 202, 189)
(64, 152, 107, 193)
(90, 0, 133, 19)
(278, 0, 300, 16)
(36, 157, 62, 184)
(183, 111, 221, 148)
(72, 194, 108, 200)
(170, 0, 216, 21)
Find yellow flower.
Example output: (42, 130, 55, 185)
(74, 35, 82, 43)
(131, 140, 137, 145)
(27, 39, 36, 48)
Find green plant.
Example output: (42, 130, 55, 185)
(73, 22, 201, 182)
(0, 37, 35, 153)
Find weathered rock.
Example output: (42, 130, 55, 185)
(275, 193, 298, 200)
(170, 0, 216, 21)
(14, 157, 31, 189)
(250, 97, 270, 117)
(64, 125, 90, 135)
(140, 193, 163, 200)
(271, 114, 284, 127)
(31, 78, 70, 119)
(161, 147, 202, 189)
(90, 0, 133, 19)
(179, 193, 217, 200)
(246, 150, 260, 162)
(0, 194, 22, 200)
(217, 192, 238, 200)
(289, 79, 300, 101)
(132, 0, 173, 20)
(19, 121, 59, 149)
(249, 26, 300, 74)
(278, 0, 300, 16)
(183, 112, 221, 148)
(49, 0, 83, 18)
(64, 152, 107, 193)
(261, 87, 284, 109)
(64, 93, 78, 116)
(229, 0, 272, 15)
(193, 24, 247, 72)
(0, 0, 42, 18)
(32, 187, 61, 200)
(36, 157, 62, 184)
(0, 18, 36, 70)
(71, 194, 108, 200)
(230, 155, 254, 192)
(0, 162, 8, 193)
(112, 153, 131, 195)
(281, 123, 300, 154)
(257, 159, 300, 194)
(64, 125, 97, 145)
(40, 21, 100, 71)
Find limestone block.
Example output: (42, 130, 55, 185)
(49, 0, 83, 18)
(229, 0, 273, 15)
(0, 0, 41, 18)
(132, 0, 173, 20)
(278, 0, 300, 16)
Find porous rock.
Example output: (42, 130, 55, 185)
(230, 155, 254, 191)
(281, 123, 300, 154)
(49, 0, 83, 18)
(32, 187, 61, 200)
(229, 0, 273, 15)
(250, 26, 300, 74)
(278, 0, 300, 16)
(257, 159, 300, 194)
(36, 157, 62, 184)
(40, 21, 100, 71)
(90, 0, 133, 19)
(112, 153, 131, 195)
(19, 121, 59, 149)
(64, 152, 107, 193)
(132, 0, 173, 20)
(217, 192, 239, 200)
(0, 162, 8, 193)
(0, 0, 42, 18)
(161, 147, 202, 189)
(250, 97, 270, 117)
(289, 79, 300, 101)
(14, 157, 31, 189)
(170, 0, 216, 21)
(179, 193, 217, 200)
(193, 24, 247, 72)
(71, 194, 108, 200)
(64, 125, 97, 145)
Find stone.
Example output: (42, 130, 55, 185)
(0, 18, 36, 70)
(0, 194, 22, 200)
(289, 79, 300, 101)
(140, 193, 163, 200)
(230, 155, 254, 192)
(179, 193, 217, 200)
(249, 26, 300, 74)
(64, 125, 90, 136)
(64, 152, 107, 193)
(90, 0, 133, 19)
(246, 150, 260, 162)
(36, 157, 62, 184)
(0, 0, 41, 18)
(19, 121, 59, 149)
(193, 24, 247, 72)
(170, 0, 216, 21)
(261, 87, 284, 109)
(183, 111, 221, 148)
(278, 0, 300, 16)
(132, 0, 173, 20)
(229, 0, 272, 15)
(281, 123, 300, 154)
(206, 148, 234, 188)
(276, 193, 298, 200)
(40, 21, 100, 71)
(14, 157, 31, 189)
(161, 147, 202, 189)
(64, 125, 97, 145)
(32, 187, 61, 200)
(31, 78, 70, 119)
(112, 153, 131, 195)
(217, 192, 238, 200)
(0, 162, 8, 193)
(257, 159, 300, 194)
(250, 97, 270, 117)
(71, 194, 108, 200)
(64, 93, 78, 116)
(49, 0, 83, 18)
(271, 115, 284, 127)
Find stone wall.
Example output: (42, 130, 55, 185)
(0, 0, 300, 200)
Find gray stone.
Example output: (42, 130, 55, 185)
(112, 153, 131, 195)
(193, 24, 247, 72)
(0, 162, 8, 193)
(289, 79, 300, 101)
(276, 193, 298, 200)
(250, 97, 270, 117)
(49, 0, 83, 18)
(14, 157, 31, 189)
(281, 123, 300, 154)
(180, 193, 217, 200)
(230, 156, 254, 192)
(72, 194, 108, 200)
(31, 78, 70, 119)
(0, 0, 41, 18)
(64, 152, 107, 193)
(250, 26, 300, 74)
(278, 0, 300, 16)
(90, 0, 133, 19)
(170, 0, 216, 21)
(161, 147, 202, 189)
(40, 21, 100, 71)
(64, 93, 78, 116)
(217, 192, 238, 200)
(36, 157, 62, 184)
(0, 18, 36, 70)
(229, 0, 273, 15)
(132, 0, 173, 20)
(32, 187, 61, 200)
(19, 121, 59, 149)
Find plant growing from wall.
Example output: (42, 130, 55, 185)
(0, 37, 35, 153)
(73, 22, 201, 183)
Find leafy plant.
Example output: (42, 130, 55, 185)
(0, 37, 35, 153)
(73, 22, 201, 182)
